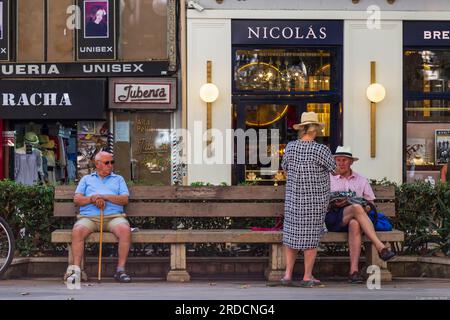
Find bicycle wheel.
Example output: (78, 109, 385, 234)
(0, 216, 15, 277)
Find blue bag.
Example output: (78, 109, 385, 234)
(368, 210, 392, 231)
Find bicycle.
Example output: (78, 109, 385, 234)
(0, 216, 15, 278)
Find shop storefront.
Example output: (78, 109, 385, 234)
(404, 21, 450, 183)
(231, 20, 343, 184)
(0, 0, 180, 186)
(109, 78, 177, 185)
(0, 79, 106, 185)
(187, 2, 450, 185)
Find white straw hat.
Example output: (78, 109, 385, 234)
(293, 112, 324, 130)
(333, 146, 359, 161)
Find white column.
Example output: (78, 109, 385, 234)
(344, 20, 403, 183)
(187, 19, 232, 185)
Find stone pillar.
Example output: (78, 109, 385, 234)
(265, 244, 286, 281)
(167, 244, 191, 282)
(365, 242, 392, 282)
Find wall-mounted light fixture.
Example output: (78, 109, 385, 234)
(366, 61, 386, 158)
(199, 61, 219, 157)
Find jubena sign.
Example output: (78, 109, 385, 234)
(115, 83, 171, 104)
(109, 78, 177, 110)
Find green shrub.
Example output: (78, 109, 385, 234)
(0, 180, 72, 256)
(395, 181, 449, 256)
(1, 179, 448, 257)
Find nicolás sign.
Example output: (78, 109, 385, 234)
(232, 20, 343, 45)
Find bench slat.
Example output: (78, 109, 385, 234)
(56, 186, 286, 200)
(54, 202, 395, 217)
(53, 202, 285, 217)
(55, 185, 394, 201)
(51, 229, 405, 243)
(375, 202, 395, 217)
(371, 185, 395, 199)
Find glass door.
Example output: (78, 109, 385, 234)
(233, 98, 341, 184)
(113, 111, 172, 186)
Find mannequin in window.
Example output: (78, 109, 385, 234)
(39, 134, 57, 185)
(15, 132, 44, 185)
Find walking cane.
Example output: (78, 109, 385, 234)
(98, 205, 104, 282)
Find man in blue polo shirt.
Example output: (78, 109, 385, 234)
(68, 151, 132, 283)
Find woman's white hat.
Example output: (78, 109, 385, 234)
(293, 112, 324, 130)
(333, 146, 359, 161)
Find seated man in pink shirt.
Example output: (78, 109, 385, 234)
(325, 146, 396, 284)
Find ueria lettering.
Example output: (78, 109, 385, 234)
(0, 64, 60, 75)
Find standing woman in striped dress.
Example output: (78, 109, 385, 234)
(280, 112, 336, 288)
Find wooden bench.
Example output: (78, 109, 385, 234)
(51, 185, 403, 282)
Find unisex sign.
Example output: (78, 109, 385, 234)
(0, 61, 169, 77)
(0, 0, 10, 61)
(404, 21, 450, 46)
(0, 79, 106, 119)
(77, 0, 116, 60)
(232, 20, 343, 45)
(109, 78, 177, 110)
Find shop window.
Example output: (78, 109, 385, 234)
(234, 48, 333, 93)
(114, 112, 172, 185)
(405, 100, 450, 122)
(77, 121, 109, 178)
(404, 50, 450, 93)
(232, 46, 342, 184)
(238, 102, 332, 184)
(307, 103, 330, 137)
(8, 121, 109, 185)
(11, 122, 80, 185)
(404, 49, 450, 183)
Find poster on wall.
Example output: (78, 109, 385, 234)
(77, 0, 116, 60)
(0, 0, 10, 61)
(77, 121, 108, 178)
(406, 138, 426, 165)
(435, 130, 450, 164)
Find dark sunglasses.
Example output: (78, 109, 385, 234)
(101, 160, 115, 165)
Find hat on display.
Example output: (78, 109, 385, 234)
(24, 132, 39, 145)
(41, 140, 55, 149)
(333, 146, 359, 162)
(292, 112, 324, 130)
(39, 134, 55, 148)
(39, 135, 50, 144)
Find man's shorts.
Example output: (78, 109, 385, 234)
(325, 208, 349, 232)
(74, 213, 129, 233)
